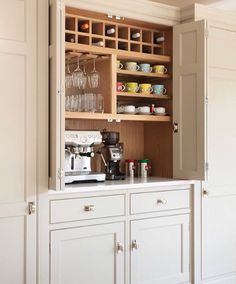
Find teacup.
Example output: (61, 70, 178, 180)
(116, 82, 125, 92)
(139, 84, 153, 95)
(123, 105, 136, 113)
(154, 107, 166, 114)
(125, 62, 140, 71)
(137, 106, 150, 114)
(152, 84, 167, 95)
(126, 82, 139, 93)
(117, 60, 123, 70)
(153, 65, 168, 74)
(139, 63, 152, 73)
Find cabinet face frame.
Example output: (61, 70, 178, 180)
(173, 20, 206, 181)
(49, 0, 65, 190)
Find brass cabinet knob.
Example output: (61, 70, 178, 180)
(28, 202, 36, 215)
(116, 242, 124, 254)
(157, 199, 167, 205)
(203, 189, 210, 197)
(84, 205, 95, 212)
(131, 240, 139, 250)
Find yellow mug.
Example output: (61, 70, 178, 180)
(153, 65, 168, 74)
(126, 82, 139, 93)
(139, 83, 153, 94)
(117, 60, 123, 70)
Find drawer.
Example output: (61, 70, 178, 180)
(50, 195, 125, 223)
(130, 190, 189, 214)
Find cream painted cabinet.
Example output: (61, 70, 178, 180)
(200, 23, 236, 284)
(50, 222, 125, 284)
(174, 19, 236, 283)
(0, 0, 38, 283)
(130, 215, 190, 284)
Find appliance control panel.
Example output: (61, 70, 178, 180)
(65, 131, 102, 146)
(109, 147, 122, 160)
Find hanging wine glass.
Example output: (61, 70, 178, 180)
(72, 57, 83, 88)
(88, 59, 100, 88)
(81, 64, 87, 90)
(65, 63, 73, 89)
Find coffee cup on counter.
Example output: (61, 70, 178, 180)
(125, 82, 139, 93)
(139, 63, 152, 73)
(152, 84, 167, 95)
(153, 65, 168, 74)
(116, 82, 126, 92)
(139, 83, 153, 95)
(125, 62, 140, 71)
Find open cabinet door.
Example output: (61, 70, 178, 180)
(49, 0, 65, 190)
(173, 20, 206, 180)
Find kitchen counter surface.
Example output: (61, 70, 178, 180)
(49, 177, 195, 196)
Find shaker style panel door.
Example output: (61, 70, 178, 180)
(50, 222, 125, 284)
(173, 20, 206, 180)
(0, 0, 37, 283)
(130, 215, 190, 284)
(49, 0, 65, 190)
(201, 24, 236, 283)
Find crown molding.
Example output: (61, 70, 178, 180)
(65, 0, 181, 26)
(194, 4, 236, 29)
(180, 3, 236, 28)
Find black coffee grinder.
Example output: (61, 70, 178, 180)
(100, 130, 126, 180)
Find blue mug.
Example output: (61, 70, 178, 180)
(139, 63, 152, 73)
(152, 84, 167, 95)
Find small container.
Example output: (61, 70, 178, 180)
(125, 160, 137, 177)
(138, 159, 151, 178)
(150, 104, 155, 114)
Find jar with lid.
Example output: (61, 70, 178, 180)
(125, 160, 137, 177)
(138, 159, 151, 178)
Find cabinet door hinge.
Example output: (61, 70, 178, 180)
(205, 162, 209, 171)
(58, 168, 64, 179)
(58, 0, 63, 11)
(49, 243, 51, 253)
(205, 97, 209, 104)
(205, 29, 209, 38)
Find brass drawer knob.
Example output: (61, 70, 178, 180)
(116, 242, 124, 254)
(84, 205, 95, 212)
(157, 199, 167, 205)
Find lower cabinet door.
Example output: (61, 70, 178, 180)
(50, 222, 125, 284)
(130, 215, 190, 284)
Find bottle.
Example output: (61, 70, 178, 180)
(79, 23, 89, 32)
(131, 32, 140, 40)
(155, 36, 165, 43)
(106, 27, 115, 35)
(92, 41, 104, 47)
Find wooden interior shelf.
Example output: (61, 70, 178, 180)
(65, 42, 171, 63)
(117, 92, 171, 99)
(65, 112, 171, 122)
(117, 69, 171, 79)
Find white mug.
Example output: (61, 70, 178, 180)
(137, 106, 150, 113)
(154, 107, 166, 114)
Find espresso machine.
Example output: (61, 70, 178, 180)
(100, 130, 125, 180)
(65, 130, 105, 183)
